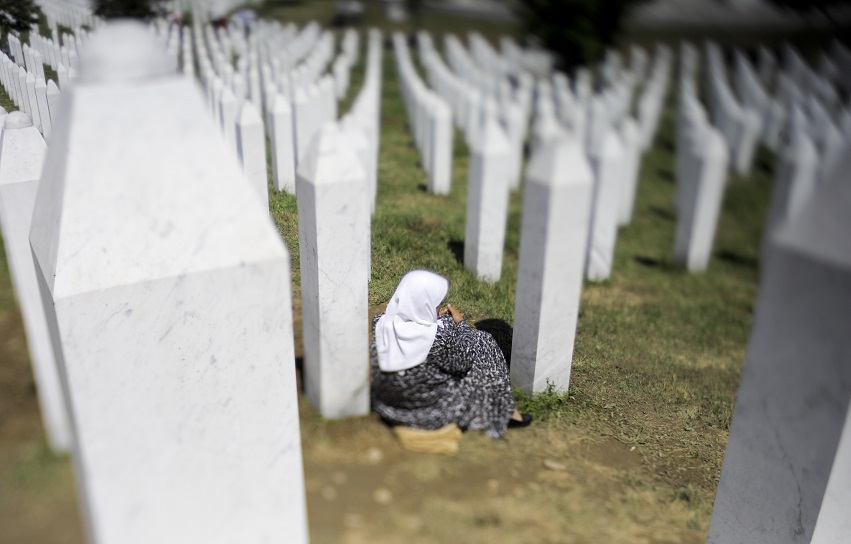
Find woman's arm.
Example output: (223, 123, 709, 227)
(429, 313, 481, 375)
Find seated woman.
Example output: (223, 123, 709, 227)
(371, 269, 531, 439)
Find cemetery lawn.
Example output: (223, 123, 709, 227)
(0, 11, 790, 544)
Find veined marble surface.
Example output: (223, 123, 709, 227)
(28, 21, 307, 544)
(511, 138, 593, 393)
(296, 123, 370, 419)
(0, 112, 71, 452)
(709, 141, 851, 544)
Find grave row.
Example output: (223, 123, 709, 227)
(393, 32, 673, 394)
(1, 19, 310, 543)
(34, 0, 97, 32)
(392, 33, 453, 195)
(674, 40, 851, 275)
(0, 26, 83, 454)
(671, 43, 851, 539)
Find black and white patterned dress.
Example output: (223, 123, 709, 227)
(371, 313, 516, 439)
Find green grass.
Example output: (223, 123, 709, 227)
(0, 7, 790, 528)
(257, 17, 775, 500)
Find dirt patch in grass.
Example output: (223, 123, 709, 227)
(0, 298, 712, 544)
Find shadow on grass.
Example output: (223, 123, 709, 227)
(634, 255, 673, 270)
(295, 356, 305, 393)
(715, 249, 759, 270)
(474, 318, 513, 369)
(657, 167, 675, 183)
(448, 239, 464, 265)
(650, 205, 675, 222)
(417, 183, 428, 192)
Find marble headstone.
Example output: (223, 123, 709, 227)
(511, 137, 593, 393)
(28, 22, 308, 544)
(0, 111, 71, 453)
(464, 117, 512, 282)
(296, 123, 370, 418)
(708, 140, 851, 544)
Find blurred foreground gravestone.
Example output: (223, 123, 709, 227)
(28, 22, 307, 544)
(707, 142, 851, 543)
(0, 110, 72, 453)
(511, 138, 593, 393)
(297, 123, 370, 418)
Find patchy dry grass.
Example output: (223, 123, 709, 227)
(0, 10, 805, 544)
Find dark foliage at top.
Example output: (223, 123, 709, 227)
(93, 0, 168, 21)
(514, 0, 646, 71)
(0, 0, 41, 35)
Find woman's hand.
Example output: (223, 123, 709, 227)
(446, 304, 464, 324)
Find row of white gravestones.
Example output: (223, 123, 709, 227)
(26, 21, 308, 543)
(705, 45, 760, 176)
(510, 137, 593, 393)
(36, 0, 96, 30)
(707, 139, 851, 544)
(733, 51, 785, 153)
(0, 52, 62, 141)
(0, 110, 72, 453)
(345, 29, 383, 213)
(419, 32, 528, 189)
(294, 29, 381, 418)
(636, 46, 672, 151)
(392, 33, 453, 195)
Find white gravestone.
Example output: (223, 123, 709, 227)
(235, 100, 269, 209)
(26, 72, 43, 133)
(511, 137, 593, 393)
(618, 117, 642, 226)
(586, 129, 625, 281)
(46, 80, 61, 124)
(270, 94, 296, 194)
(0, 111, 71, 453)
(464, 117, 512, 282)
(35, 78, 52, 140)
(708, 141, 851, 544)
(296, 123, 370, 418)
(18, 67, 31, 115)
(218, 86, 238, 158)
(673, 128, 729, 272)
(28, 22, 308, 544)
(429, 97, 453, 195)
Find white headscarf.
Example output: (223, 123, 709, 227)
(375, 270, 449, 372)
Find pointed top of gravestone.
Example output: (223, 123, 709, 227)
(296, 122, 366, 186)
(5, 111, 33, 129)
(620, 116, 640, 145)
(775, 139, 851, 270)
(29, 50, 286, 300)
(526, 136, 592, 188)
(78, 20, 173, 84)
(0, 119, 46, 185)
(598, 129, 624, 159)
(272, 93, 291, 114)
(238, 100, 262, 127)
(476, 117, 511, 156)
(46, 80, 60, 96)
